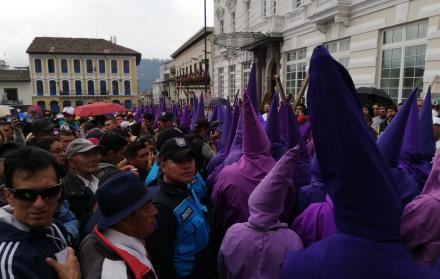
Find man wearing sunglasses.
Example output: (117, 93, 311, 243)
(0, 147, 80, 278)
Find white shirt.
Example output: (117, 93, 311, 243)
(77, 175, 99, 194)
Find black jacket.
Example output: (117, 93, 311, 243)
(62, 171, 96, 236)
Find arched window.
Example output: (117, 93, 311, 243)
(35, 59, 42, 73)
(48, 59, 55, 73)
(63, 100, 71, 108)
(124, 100, 132, 109)
(124, 80, 131, 95)
(87, 81, 95, 95)
(100, 80, 107, 95)
(123, 60, 130, 73)
(86, 59, 93, 73)
(61, 59, 68, 73)
(36, 80, 44, 96)
(37, 101, 46, 111)
(111, 60, 118, 73)
(74, 59, 81, 73)
(112, 100, 121, 104)
(62, 80, 69, 95)
(50, 101, 60, 113)
(75, 80, 82, 95)
(99, 60, 106, 73)
(49, 80, 56, 96)
(112, 80, 119, 95)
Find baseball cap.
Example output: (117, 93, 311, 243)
(159, 137, 195, 162)
(66, 138, 104, 159)
(159, 112, 173, 122)
(31, 118, 55, 133)
(156, 127, 184, 150)
(62, 106, 75, 116)
(96, 172, 159, 229)
(433, 116, 440, 125)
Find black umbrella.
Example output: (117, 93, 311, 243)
(356, 87, 395, 107)
(209, 97, 228, 107)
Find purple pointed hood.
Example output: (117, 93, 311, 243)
(284, 103, 312, 187)
(308, 46, 401, 242)
(265, 93, 286, 160)
(377, 89, 417, 168)
(190, 96, 199, 130)
(399, 92, 432, 190)
(206, 101, 240, 178)
(209, 105, 219, 122)
(421, 153, 440, 196)
(223, 108, 244, 166)
(220, 98, 232, 149)
(179, 106, 191, 131)
(242, 93, 271, 156)
(419, 86, 436, 161)
(246, 64, 258, 113)
(248, 147, 298, 229)
(401, 95, 423, 159)
(196, 93, 205, 122)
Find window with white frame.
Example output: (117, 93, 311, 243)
(324, 38, 351, 68)
(285, 48, 307, 102)
(231, 12, 236, 32)
(380, 20, 428, 103)
(229, 65, 236, 100)
(218, 68, 225, 98)
(245, 2, 250, 27)
(242, 62, 252, 92)
(294, 0, 303, 8)
(272, 0, 277, 15)
(262, 0, 267, 17)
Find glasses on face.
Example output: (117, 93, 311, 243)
(8, 183, 62, 202)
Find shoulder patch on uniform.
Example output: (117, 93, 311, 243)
(180, 206, 193, 222)
(175, 138, 186, 147)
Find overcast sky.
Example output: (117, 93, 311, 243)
(1, 0, 214, 67)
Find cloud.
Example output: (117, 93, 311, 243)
(0, 0, 214, 67)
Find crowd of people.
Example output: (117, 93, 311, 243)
(0, 46, 439, 279)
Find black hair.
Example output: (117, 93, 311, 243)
(143, 113, 154, 121)
(33, 136, 60, 151)
(4, 147, 59, 189)
(128, 122, 142, 137)
(99, 132, 128, 155)
(59, 130, 75, 137)
(82, 121, 95, 133)
(0, 120, 10, 127)
(124, 141, 148, 159)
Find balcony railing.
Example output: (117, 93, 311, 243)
(35, 90, 133, 98)
(175, 73, 210, 86)
(1, 99, 23, 105)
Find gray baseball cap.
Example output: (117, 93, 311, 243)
(66, 138, 104, 159)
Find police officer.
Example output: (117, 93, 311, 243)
(147, 137, 212, 278)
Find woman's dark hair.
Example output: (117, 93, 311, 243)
(99, 132, 128, 155)
(33, 136, 60, 151)
(4, 147, 59, 189)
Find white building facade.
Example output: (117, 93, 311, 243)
(213, 0, 440, 105)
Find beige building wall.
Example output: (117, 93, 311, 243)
(29, 54, 138, 111)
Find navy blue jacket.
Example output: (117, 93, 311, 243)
(0, 206, 68, 279)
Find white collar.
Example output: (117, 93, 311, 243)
(102, 228, 155, 273)
(77, 174, 99, 193)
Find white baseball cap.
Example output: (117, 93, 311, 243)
(63, 106, 75, 115)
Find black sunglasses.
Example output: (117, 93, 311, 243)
(8, 183, 62, 202)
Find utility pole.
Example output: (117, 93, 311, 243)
(204, 0, 208, 98)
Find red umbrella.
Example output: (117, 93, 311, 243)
(75, 102, 126, 117)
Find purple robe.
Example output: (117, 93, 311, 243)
(282, 233, 439, 279)
(401, 153, 440, 266)
(218, 148, 303, 279)
(292, 195, 336, 247)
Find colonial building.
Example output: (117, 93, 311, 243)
(26, 37, 141, 112)
(159, 27, 214, 105)
(0, 69, 32, 107)
(213, 0, 440, 105)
